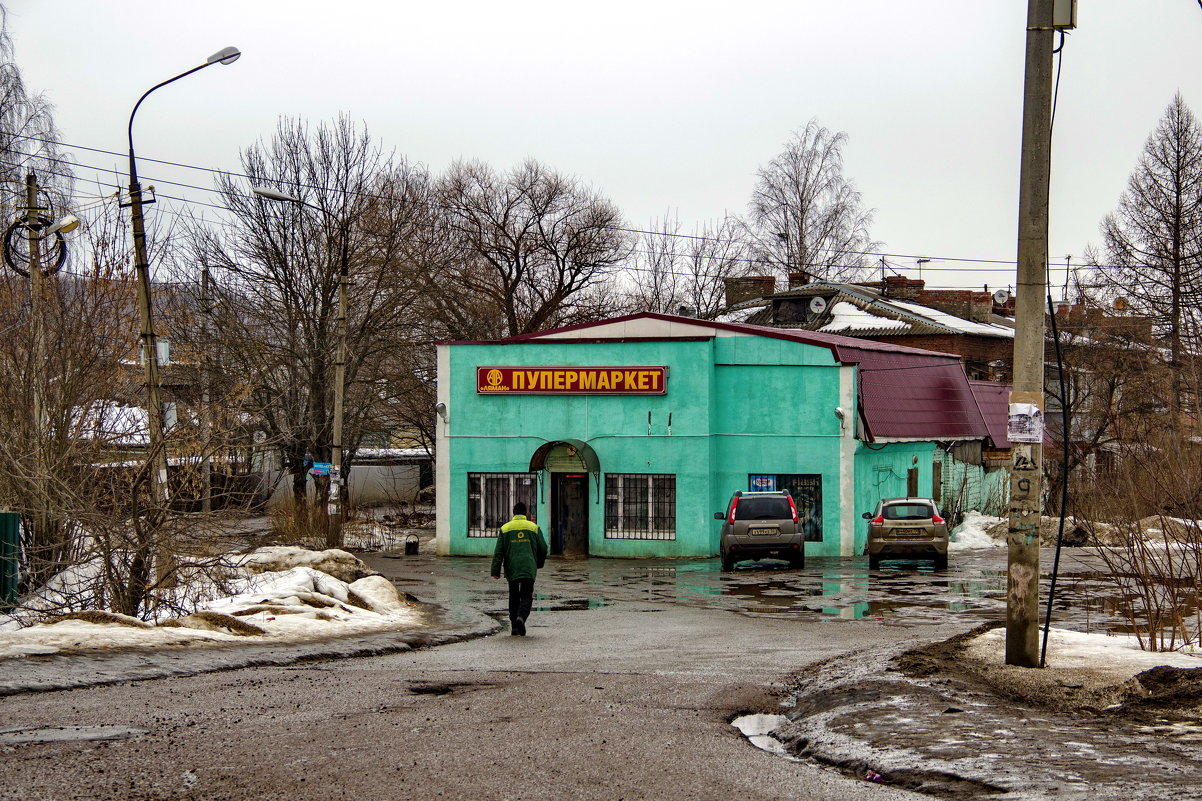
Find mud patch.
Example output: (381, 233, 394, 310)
(774, 630, 1202, 800)
(0, 725, 149, 744)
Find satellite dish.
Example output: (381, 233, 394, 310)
(992, 289, 1011, 305)
(808, 296, 828, 315)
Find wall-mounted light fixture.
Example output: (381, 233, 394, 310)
(435, 401, 448, 423)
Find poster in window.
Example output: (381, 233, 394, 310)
(749, 474, 823, 542)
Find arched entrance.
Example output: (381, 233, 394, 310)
(529, 440, 599, 558)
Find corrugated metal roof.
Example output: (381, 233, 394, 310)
(969, 380, 1013, 449)
(473, 312, 992, 443)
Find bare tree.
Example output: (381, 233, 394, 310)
(1093, 93, 1202, 419)
(437, 158, 631, 338)
(747, 119, 877, 283)
(189, 117, 432, 524)
(623, 215, 753, 318)
(0, 6, 69, 210)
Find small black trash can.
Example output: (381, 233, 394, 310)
(404, 534, 419, 555)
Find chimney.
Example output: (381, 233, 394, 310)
(723, 276, 776, 307)
(787, 271, 810, 290)
(882, 275, 924, 301)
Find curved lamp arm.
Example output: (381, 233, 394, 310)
(127, 47, 241, 184)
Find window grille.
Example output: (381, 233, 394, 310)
(748, 473, 824, 542)
(604, 473, 676, 540)
(467, 473, 537, 537)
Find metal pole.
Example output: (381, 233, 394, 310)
(200, 263, 212, 515)
(328, 229, 348, 548)
(1007, 0, 1055, 668)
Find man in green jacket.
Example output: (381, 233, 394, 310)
(490, 502, 549, 636)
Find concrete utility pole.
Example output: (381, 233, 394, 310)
(1007, 0, 1056, 668)
(25, 174, 49, 552)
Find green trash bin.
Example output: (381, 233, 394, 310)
(1, 512, 19, 610)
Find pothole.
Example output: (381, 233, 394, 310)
(731, 713, 794, 758)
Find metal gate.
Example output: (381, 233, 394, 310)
(1, 512, 19, 609)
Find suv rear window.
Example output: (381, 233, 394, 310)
(882, 503, 935, 521)
(734, 496, 792, 520)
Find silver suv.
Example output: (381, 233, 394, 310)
(862, 498, 949, 570)
(714, 490, 803, 571)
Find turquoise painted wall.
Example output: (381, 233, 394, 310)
(851, 442, 937, 555)
(444, 336, 848, 558)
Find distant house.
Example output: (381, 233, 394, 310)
(728, 275, 1016, 382)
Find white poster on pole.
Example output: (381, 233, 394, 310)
(1007, 403, 1044, 444)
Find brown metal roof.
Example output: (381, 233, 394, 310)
(461, 312, 993, 443)
(969, 380, 1013, 449)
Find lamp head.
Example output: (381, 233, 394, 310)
(253, 186, 302, 204)
(207, 46, 241, 66)
(46, 214, 80, 235)
(434, 402, 448, 422)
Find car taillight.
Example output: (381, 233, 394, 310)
(931, 513, 945, 525)
(728, 496, 739, 524)
(787, 495, 799, 524)
(871, 515, 884, 525)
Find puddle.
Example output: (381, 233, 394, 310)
(0, 726, 149, 745)
(731, 714, 793, 757)
(535, 597, 608, 611)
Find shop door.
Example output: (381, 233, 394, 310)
(552, 473, 589, 557)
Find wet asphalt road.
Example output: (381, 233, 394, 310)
(0, 549, 1134, 801)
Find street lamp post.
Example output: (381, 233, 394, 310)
(252, 186, 350, 547)
(126, 46, 240, 522)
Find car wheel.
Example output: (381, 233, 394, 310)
(721, 554, 735, 572)
(933, 554, 948, 570)
(789, 554, 805, 569)
(868, 554, 881, 570)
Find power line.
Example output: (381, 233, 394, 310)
(7, 131, 1136, 281)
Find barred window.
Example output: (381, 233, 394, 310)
(467, 473, 537, 537)
(604, 473, 676, 540)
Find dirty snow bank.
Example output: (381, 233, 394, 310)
(949, 511, 1004, 550)
(966, 626, 1201, 686)
(0, 547, 420, 659)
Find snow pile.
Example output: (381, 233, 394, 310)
(0, 547, 420, 659)
(950, 510, 1005, 550)
(237, 546, 377, 583)
(967, 626, 1201, 685)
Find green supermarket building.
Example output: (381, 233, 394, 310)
(434, 313, 1008, 560)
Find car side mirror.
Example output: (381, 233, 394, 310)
(862, 512, 872, 519)
(714, 512, 725, 520)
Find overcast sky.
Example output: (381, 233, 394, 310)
(8, 0, 1202, 293)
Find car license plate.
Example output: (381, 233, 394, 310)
(747, 527, 776, 537)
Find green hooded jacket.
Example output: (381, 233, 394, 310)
(491, 515, 549, 581)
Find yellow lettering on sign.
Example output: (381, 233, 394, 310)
(580, 371, 596, 390)
(596, 372, 610, 390)
(512, 371, 524, 390)
(637, 371, 650, 390)
(553, 371, 565, 390)
(565, 371, 578, 389)
(523, 371, 536, 390)
(610, 370, 623, 388)
(622, 370, 636, 389)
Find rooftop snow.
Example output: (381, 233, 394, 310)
(819, 301, 910, 333)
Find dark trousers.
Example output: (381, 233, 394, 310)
(508, 578, 535, 623)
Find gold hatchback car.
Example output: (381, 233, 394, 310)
(862, 498, 949, 570)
